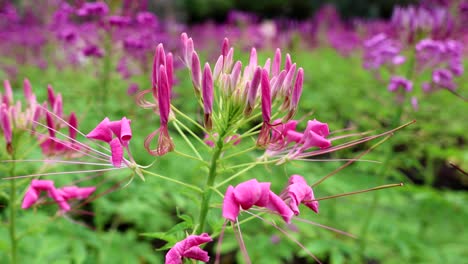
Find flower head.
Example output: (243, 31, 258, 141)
(86, 117, 132, 167)
(165, 233, 212, 264)
(280, 175, 319, 215)
(22, 179, 95, 213)
(222, 179, 294, 223)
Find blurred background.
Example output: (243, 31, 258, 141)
(0, 0, 467, 263)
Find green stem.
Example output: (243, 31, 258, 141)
(197, 137, 224, 233)
(9, 151, 17, 264)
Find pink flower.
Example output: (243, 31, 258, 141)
(280, 175, 319, 215)
(388, 76, 413, 92)
(222, 179, 294, 223)
(21, 179, 95, 213)
(165, 233, 212, 264)
(87, 117, 132, 167)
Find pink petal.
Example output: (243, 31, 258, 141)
(191, 51, 202, 91)
(75, 186, 96, 199)
(222, 186, 239, 221)
(266, 191, 294, 223)
(68, 112, 78, 140)
(109, 138, 123, 167)
(165, 233, 212, 264)
(272, 48, 281, 77)
(31, 179, 55, 191)
(86, 117, 113, 142)
(301, 131, 331, 150)
(47, 84, 56, 107)
(21, 187, 39, 209)
(202, 63, 213, 115)
(158, 65, 171, 126)
(107, 118, 132, 147)
(1, 107, 12, 143)
(182, 247, 210, 262)
(233, 179, 262, 210)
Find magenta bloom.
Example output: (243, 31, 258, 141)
(22, 179, 95, 213)
(87, 117, 132, 167)
(280, 175, 319, 215)
(298, 119, 331, 150)
(165, 233, 212, 264)
(269, 119, 302, 150)
(432, 68, 455, 90)
(222, 179, 294, 223)
(76, 2, 109, 17)
(388, 76, 413, 92)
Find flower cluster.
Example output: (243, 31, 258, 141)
(22, 179, 95, 213)
(265, 118, 331, 161)
(363, 33, 405, 71)
(416, 39, 464, 92)
(223, 175, 318, 223)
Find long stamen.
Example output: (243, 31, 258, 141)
(0, 160, 113, 166)
(37, 105, 111, 153)
(234, 219, 252, 264)
(245, 211, 322, 264)
(293, 158, 381, 163)
(31, 122, 111, 159)
(311, 183, 404, 202)
(214, 221, 228, 264)
(297, 120, 415, 158)
(293, 217, 357, 238)
(3, 167, 122, 180)
(29, 130, 110, 162)
(311, 135, 391, 187)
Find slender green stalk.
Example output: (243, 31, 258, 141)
(9, 150, 17, 264)
(173, 119, 210, 150)
(215, 163, 257, 188)
(197, 136, 224, 233)
(171, 106, 206, 132)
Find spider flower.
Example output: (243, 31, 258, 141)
(165, 233, 212, 264)
(280, 175, 319, 215)
(222, 179, 294, 223)
(388, 76, 413, 93)
(22, 179, 95, 213)
(86, 117, 132, 167)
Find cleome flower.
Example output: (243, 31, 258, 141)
(165, 233, 212, 264)
(21, 179, 95, 213)
(86, 116, 133, 167)
(222, 179, 294, 223)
